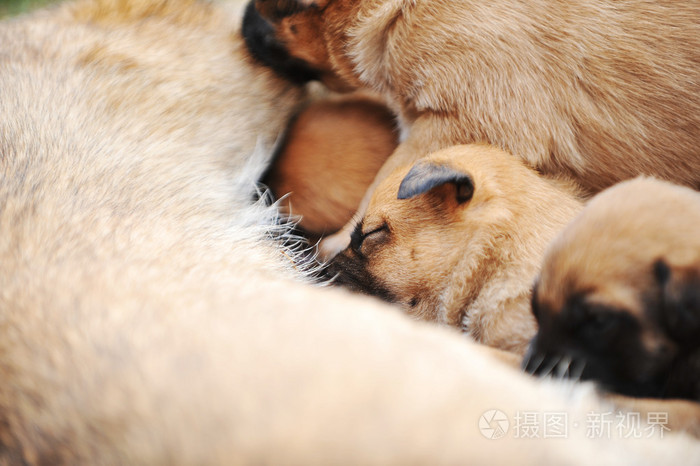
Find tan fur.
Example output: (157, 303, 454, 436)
(265, 93, 397, 236)
(247, 0, 700, 257)
(537, 178, 700, 318)
(2, 0, 700, 463)
(330, 144, 583, 354)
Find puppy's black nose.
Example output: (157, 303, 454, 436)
(241, 0, 320, 85)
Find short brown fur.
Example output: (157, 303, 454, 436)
(329, 144, 583, 355)
(246, 0, 700, 257)
(266, 93, 397, 236)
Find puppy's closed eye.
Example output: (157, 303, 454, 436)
(350, 223, 389, 256)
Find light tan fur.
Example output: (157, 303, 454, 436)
(2, 0, 700, 463)
(329, 144, 583, 355)
(265, 92, 397, 237)
(246, 0, 700, 257)
(537, 178, 700, 318)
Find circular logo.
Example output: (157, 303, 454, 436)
(479, 409, 510, 439)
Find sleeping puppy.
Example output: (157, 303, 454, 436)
(327, 144, 583, 355)
(526, 177, 700, 401)
(265, 93, 397, 238)
(242, 0, 700, 257)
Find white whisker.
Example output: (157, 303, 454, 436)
(540, 356, 561, 379)
(554, 356, 572, 380)
(526, 353, 545, 375)
(571, 359, 587, 383)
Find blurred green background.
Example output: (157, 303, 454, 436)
(0, 0, 55, 17)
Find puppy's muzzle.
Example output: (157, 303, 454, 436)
(241, 0, 320, 85)
(323, 251, 398, 303)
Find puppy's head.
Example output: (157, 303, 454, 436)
(327, 150, 477, 320)
(327, 144, 581, 353)
(242, 0, 359, 91)
(526, 178, 700, 399)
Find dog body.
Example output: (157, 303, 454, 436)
(265, 92, 397, 237)
(244, 0, 700, 256)
(328, 145, 583, 355)
(528, 178, 700, 401)
(2, 0, 700, 462)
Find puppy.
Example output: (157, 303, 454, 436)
(243, 0, 700, 257)
(327, 144, 583, 355)
(265, 92, 397, 238)
(527, 177, 700, 401)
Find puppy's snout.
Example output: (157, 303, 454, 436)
(317, 259, 341, 284)
(241, 2, 283, 64)
(323, 255, 359, 289)
(322, 250, 399, 304)
(241, 0, 320, 85)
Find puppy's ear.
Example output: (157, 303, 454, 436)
(654, 259, 700, 346)
(397, 162, 474, 204)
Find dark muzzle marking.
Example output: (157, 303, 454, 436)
(241, 0, 321, 85)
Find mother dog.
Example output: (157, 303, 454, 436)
(243, 0, 700, 255)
